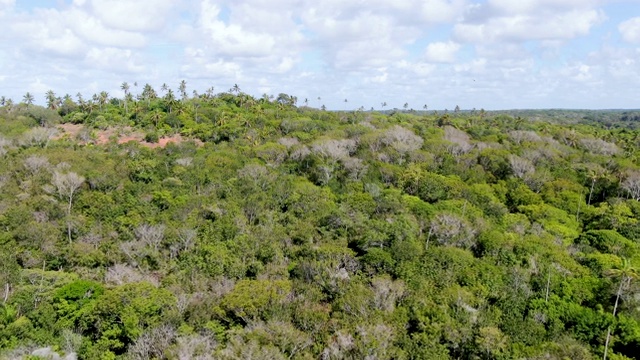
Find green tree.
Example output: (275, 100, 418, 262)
(121, 82, 130, 116)
(23, 92, 35, 107)
(603, 258, 639, 360)
(45, 90, 58, 110)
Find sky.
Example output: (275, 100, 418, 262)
(0, 0, 640, 110)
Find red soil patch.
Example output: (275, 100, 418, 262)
(55, 124, 202, 148)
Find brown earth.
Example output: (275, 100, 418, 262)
(55, 123, 202, 148)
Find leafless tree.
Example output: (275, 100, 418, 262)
(342, 157, 368, 181)
(382, 125, 424, 160)
(105, 263, 156, 285)
(443, 126, 472, 156)
(508, 155, 535, 179)
(238, 164, 272, 190)
(174, 333, 217, 360)
(135, 223, 166, 251)
(277, 137, 299, 148)
(175, 157, 193, 167)
(430, 213, 476, 249)
(321, 331, 355, 360)
(20, 127, 58, 148)
(171, 228, 197, 259)
(23, 155, 51, 176)
(128, 325, 176, 360)
(508, 130, 542, 145)
(580, 138, 619, 156)
(371, 276, 405, 312)
(622, 171, 640, 201)
(52, 171, 84, 243)
(312, 139, 357, 160)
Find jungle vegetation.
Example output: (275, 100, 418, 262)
(0, 84, 640, 359)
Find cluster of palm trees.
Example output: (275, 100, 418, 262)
(0, 80, 436, 115)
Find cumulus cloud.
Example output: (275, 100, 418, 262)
(454, 8, 605, 43)
(85, 47, 145, 73)
(425, 41, 461, 63)
(0, 0, 14, 15)
(89, 0, 176, 32)
(619, 17, 640, 44)
(0, 0, 639, 110)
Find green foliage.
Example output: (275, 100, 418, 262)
(1, 91, 640, 359)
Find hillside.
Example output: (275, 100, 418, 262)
(0, 90, 640, 359)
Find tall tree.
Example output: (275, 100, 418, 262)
(141, 83, 157, 106)
(98, 91, 109, 111)
(23, 92, 35, 107)
(164, 89, 177, 114)
(52, 171, 85, 244)
(179, 80, 188, 101)
(603, 258, 639, 360)
(45, 90, 58, 110)
(121, 82, 130, 116)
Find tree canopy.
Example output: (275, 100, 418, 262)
(0, 87, 640, 359)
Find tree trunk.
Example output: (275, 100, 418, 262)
(604, 275, 626, 360)
(67, 197, 73, 244)
(545, 268, 551, 302)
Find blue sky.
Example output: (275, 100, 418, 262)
(1, 0, 639, 110)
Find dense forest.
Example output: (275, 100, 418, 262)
(0, 84, 640, 359)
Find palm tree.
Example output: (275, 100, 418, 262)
(0, 96, 5, 107)
(121, 82, 130, 95)
(98, 91, 109, 111)
(164, 89, 177, 114)
(121, 82, 130, 116)
(23, 92, 34, 107)
(179, 80, 188, 101)
(142, 84, 157, 106)
(160, 83, 168, 95)
(5, 98, 13, 112)
(150, 110, 163, 128)
(604, 258, 639, 360)
(132, 101, 142, 123)
(230, 84, 240, 94)
(192, 100, 201, 122)
(46, 90, 58, 110)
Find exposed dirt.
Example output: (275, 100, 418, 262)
(55, 123, 202, 148)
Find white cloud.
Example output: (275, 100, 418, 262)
(619, 17, 640, 44)
(89, 0, 175, 32)
(198, 0, 276, 57)
(1, 0, 640, 110)
(85, 47, 145, 73)
(454, 9, 605, 43)
(425, 41, 461, 63)
(68, 9, 147, 48)
(0, 0, 14, 15)
(11, 10, 86, 57)
(419, 0, 467, 23)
